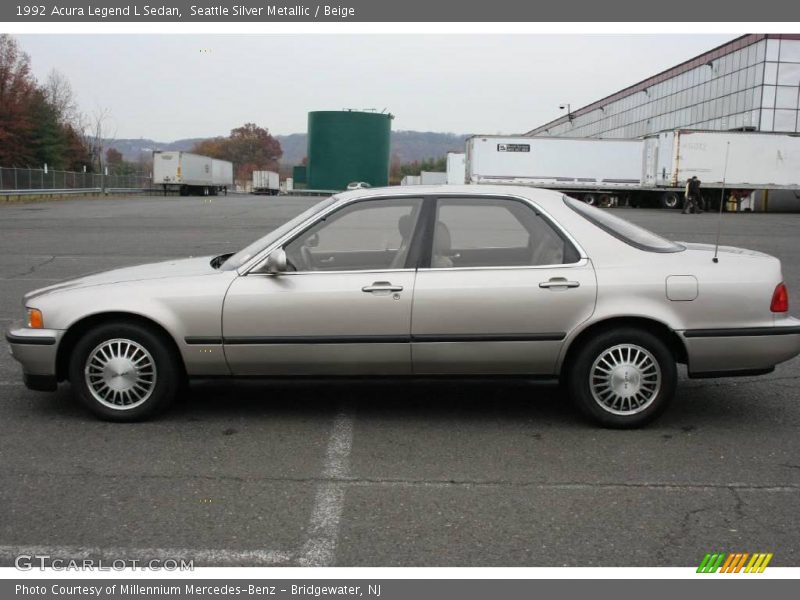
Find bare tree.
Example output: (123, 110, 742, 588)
(81, 106, 116, 173)
(43, 68, 79, 127)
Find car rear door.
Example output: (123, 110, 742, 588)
(411, 195, 596, 375)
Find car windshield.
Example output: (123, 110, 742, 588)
(220, 196, 338, 271)
(563, 196, 684, 253)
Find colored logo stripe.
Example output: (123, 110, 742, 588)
(697, 553, 726, 573)
(745, 553, 773, 573)
(697, 552, 773, 573)
(720, 553, 749, 573)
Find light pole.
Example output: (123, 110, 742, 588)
(559, 103, 572, 121)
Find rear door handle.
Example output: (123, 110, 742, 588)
(362, 281, 404, 293)
(539, 278, 580, 289)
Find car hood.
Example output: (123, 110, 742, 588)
(24, 256, 218, 302)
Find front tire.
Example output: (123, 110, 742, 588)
(69, 322, 180, 421)
(567, 328, 676, 428)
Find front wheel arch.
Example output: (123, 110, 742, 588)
(56, 312, 187, 383)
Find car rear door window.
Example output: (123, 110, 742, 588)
(430, 197, 579, 268)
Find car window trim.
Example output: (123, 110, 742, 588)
(421, 194, 585, 270)
(404, 196, 437, 269)
(417, 257, 590, 273)
(246, 268, 418, 278)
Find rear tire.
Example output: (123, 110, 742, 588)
(566, 328, 676, 428)
(583, 194, 597, 206)
(69, 322, 180, 422)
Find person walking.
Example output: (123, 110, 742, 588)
(683, 175, 703, 214)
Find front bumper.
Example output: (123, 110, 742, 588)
(5, 325, 63, 392)
(683, 318, 800, 377)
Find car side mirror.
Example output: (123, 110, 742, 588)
(264, 249, 287, 274)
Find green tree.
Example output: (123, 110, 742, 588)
(28, 88, 66, 169)
(62, 124, 91, 171)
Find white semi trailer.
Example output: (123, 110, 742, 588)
(466, 132, 800, 209)
(466, 135, 644, 205)
(252, 170, 280, 195)
(420, 171, 447, 185)
(643, 130, 800, 208)
(211, 159, 233, 194)
(400, 175, 421, 186)
(153, 151, 232, 196)
(446, 152, 466, 184)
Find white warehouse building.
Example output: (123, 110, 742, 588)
(528, 34, 800, 139)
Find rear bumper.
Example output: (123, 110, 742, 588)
(683, 320, 800, 377)
(5, 325, 62, 390)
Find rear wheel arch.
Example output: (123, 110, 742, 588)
(558, 316, 688, 379)
(56, 312, 187, 382)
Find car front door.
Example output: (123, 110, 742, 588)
(411, 195, 597, 375)
(222, 197, 424, 375)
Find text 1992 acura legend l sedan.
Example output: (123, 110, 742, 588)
(6, 186, 800, 427)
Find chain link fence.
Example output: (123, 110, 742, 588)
(0, 166, 151, 192)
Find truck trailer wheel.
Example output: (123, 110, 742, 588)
(583, 194, 597, 206)
(660, 192, 681, 209)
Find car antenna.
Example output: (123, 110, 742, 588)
(712, 141, 731, 264)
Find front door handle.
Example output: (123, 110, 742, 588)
(362, 281, 404, 293)
(539, 278, 580, 289)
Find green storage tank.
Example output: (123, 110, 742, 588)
(307, 111, 392, 190)
(292, 165, 307, 184)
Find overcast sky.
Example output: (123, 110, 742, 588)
(19, 34, 733, 141)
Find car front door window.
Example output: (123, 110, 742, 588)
(285, 199, 423, 272)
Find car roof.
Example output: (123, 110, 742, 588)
(333, 184, 565, 202)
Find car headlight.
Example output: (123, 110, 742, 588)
(27, 308, 44, 329)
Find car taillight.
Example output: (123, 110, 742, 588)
(770, 282, 789, 313)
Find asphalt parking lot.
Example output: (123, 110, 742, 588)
(0, 193, 798, 567)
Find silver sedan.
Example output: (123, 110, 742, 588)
(6, 185, 800, 427)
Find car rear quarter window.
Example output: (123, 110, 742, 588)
(564, 196, 685, 253)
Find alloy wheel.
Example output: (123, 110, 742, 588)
(84, 338, 157, 410)
(589, 343, 661, 415)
